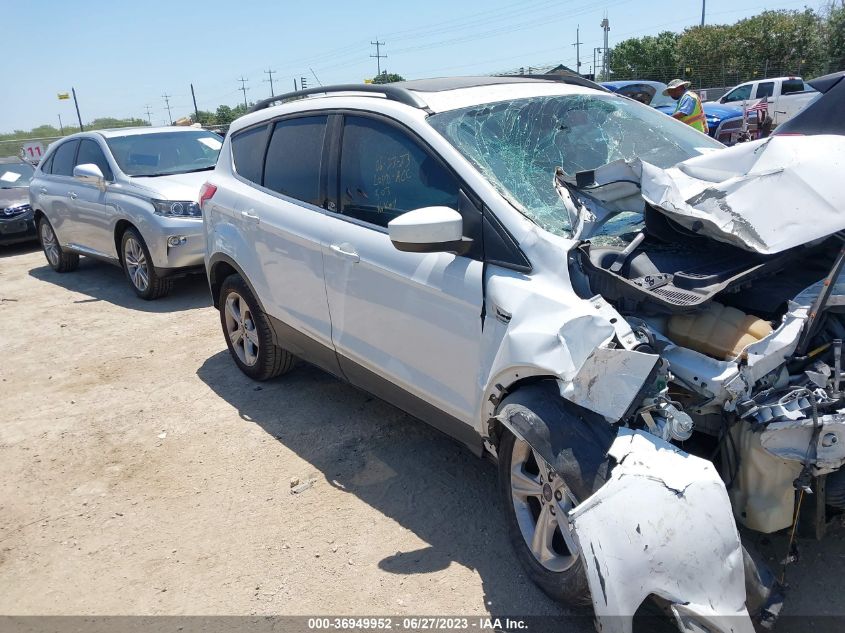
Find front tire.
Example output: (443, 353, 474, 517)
(497, 418, 591, 606)
(120, 227, 172, 300)
(218, 274, 295, 381)
(38, 217, 79, 272)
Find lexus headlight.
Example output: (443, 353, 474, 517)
(152, 200, 202, 218)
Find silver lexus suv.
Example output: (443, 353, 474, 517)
(29, 127, 222, 299)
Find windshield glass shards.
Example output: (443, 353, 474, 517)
(428, 94, 721, 236)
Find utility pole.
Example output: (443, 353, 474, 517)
(701, 0, 706, 27)
(264, 68, 277, 97)
(237, 77, 249, 109)
(572, 25, 583, 76)
(600, 16, 610, 81)
(190, 84, 200, 123)
(300, 76, 308, 90)
(294, 78, 298, 91)
(58, 114, 64, 135)
(594, 47, 602, 82)
(72, 87, 84, 131)
(144, 105, 153, 126)
(161, 94, 173, 125)
(370, 40, 387, 76)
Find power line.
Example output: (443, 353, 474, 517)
(264, 68, 277, 97)
(370, 40, 387, 76)
(237, 77, 249, 108)
(161, 94, 173, 125)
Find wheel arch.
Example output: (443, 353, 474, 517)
(491, 378, 616, 503)
(113, 219, 135, 262)
(207, 253, 267, 313)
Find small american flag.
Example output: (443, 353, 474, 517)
(747, 99, 768, 114)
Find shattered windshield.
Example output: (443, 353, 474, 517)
(428, 94, 722, 236)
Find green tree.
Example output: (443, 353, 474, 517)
(610, 31, 679, 81)
(826, 1, 845, 70)
(371, 72, 405, 84)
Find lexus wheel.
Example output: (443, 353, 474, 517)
(120, 227, 172, 300)
(38, 217, 78, 272)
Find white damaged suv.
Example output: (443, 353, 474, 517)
(202, 76, 845, 631)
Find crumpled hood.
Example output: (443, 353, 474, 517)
(565, 134, 845, 254)
(129, 170, 210, 201)
(640, 135, 845, 254)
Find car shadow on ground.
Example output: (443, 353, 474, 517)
(196, 351, 655, 632)
(195, 350, 845, 632)
(28, 257, 211, 313)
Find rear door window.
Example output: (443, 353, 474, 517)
(339, 115, 459, 228)
(50, 140, 80, 177)
(755, 82, 774, 99)
(782, 79, 806, 94)
(76, 139, 114, 180)
(262, 116, 327, 206)
(231, 124, 268, 184)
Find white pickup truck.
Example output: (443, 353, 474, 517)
(709, 76, 817, 126)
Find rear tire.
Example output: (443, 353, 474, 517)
(218, 274, 295, 381)
(120, 227, 172, 300)
(38, 217, 79, 272)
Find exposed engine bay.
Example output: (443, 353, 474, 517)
(562, 136, 845, 538)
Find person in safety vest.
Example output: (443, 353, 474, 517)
(663, 79, 709, 134)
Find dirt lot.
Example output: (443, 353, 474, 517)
(2, 243, 845, 629)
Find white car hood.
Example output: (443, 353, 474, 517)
(566, 134, 845, 254)
(129, 170, 211, 200)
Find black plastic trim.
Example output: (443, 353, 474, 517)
(249, 84, 433, 114)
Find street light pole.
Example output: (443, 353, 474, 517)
(58, 114, 64, 135)
(701, 0, 706, 27)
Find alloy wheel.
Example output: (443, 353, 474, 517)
(224, 292, 260, 366)
(40, 222, 60, 267)
(510, 437, 580, 572)
(123, 237, 149, 292)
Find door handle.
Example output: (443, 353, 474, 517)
(329, 243, 360, 263)
(240, 209, 260, 223)
(40, 187, 47, 194)
(69, 192, 78, 200)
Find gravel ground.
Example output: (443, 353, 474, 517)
(1, 243, 844, 631)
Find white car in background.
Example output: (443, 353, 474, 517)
(201, 76, 845, 632)
(29, 127, 223, 299)
(713, 76, 817, 126)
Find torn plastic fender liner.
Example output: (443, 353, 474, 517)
(495, 382, 617, 502)
(570, 429, 754, 633)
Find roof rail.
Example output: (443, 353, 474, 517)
(248, 84, 432, 114)
(496, 72, 609, 92)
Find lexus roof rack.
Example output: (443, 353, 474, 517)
(248, 84, 432, 114)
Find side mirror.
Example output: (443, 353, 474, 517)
(73, 163, 105, 189)
(388, 206, 471, 255)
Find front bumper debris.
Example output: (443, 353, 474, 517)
(569, 429, 754, 633)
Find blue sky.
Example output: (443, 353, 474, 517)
(2, 0, 824, 131)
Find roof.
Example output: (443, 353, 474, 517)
(94, 126, 210, 138)
(246, 75, 607, 118)
(602, 80, 667, 89)
(809, 71, 845, 94)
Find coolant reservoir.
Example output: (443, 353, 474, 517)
(667, 302, 773, 360)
